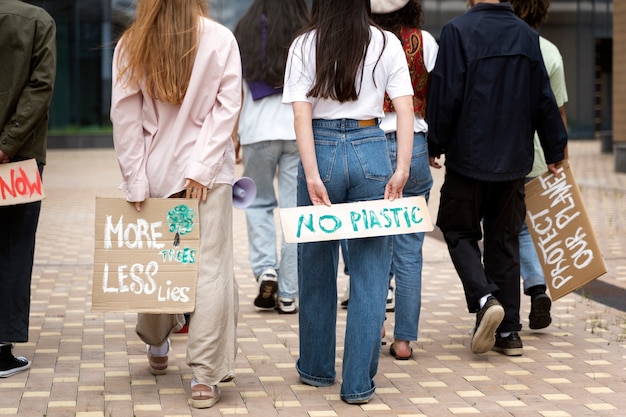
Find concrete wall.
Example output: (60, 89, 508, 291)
(614, 2, 626, 144)
(614, 1, 626, 171)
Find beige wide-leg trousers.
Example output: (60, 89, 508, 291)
(136, 184, 239, 385)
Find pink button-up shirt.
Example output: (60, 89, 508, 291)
(111, 17, 242, 201)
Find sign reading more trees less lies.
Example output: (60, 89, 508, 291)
(92, 198, 199, 313)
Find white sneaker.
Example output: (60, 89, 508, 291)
(386, 287, 395, 312)
(277, 297, 297, 314)
(254, 268, 278, 310)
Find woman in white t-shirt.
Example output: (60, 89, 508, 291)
(282, 0, 414, 404)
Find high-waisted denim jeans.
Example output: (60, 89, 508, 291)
(386, 131, 433, 341)
(296, 118, 392, 402)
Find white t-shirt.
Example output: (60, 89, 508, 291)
(237, 82, 296, 145)
(282, 26, 413, 120)
(379, 29, 439, 134)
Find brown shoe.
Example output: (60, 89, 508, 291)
(471, 296, 504, 354)
(146, 340, 169, 375)
(190, 383, 221, 409)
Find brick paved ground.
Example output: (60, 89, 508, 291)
(1, 140, 625, 417)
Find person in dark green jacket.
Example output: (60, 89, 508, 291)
(0, 0, 57, 378)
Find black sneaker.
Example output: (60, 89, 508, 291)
(339, 283, 349, 309)
(0, 345, 31, 378)
(471, 296, 504, 354)
(492, 331, 523, 356)
(254, 268, 278, 310)
(529, 293, 552, 330)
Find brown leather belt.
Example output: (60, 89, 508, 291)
(358, 119, 376, 127)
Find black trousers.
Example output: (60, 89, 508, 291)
(437, 170, 525, 333)
(0, 163, 43, 343)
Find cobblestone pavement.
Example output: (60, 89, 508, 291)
(1, 140, 625, 417)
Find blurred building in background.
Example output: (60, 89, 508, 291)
(26, 1, 622, 159)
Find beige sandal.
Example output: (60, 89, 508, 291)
(190, 384, 221, 409)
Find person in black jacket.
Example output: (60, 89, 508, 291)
(427, 0, 567, 356)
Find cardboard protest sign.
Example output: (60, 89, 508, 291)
(92, 198, 200, 313)
(525, 160, 607, 301)
(279, 196, 433, 243)
(0, 159, 44, 206)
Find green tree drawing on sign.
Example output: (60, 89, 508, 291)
(167, 205, 195, 246)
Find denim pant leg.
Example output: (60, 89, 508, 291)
(386, 132, 433, 341)
(295, 173, 340, 386)
(519, 220, 546, 294)
(341, 121, 392, 401)
(519, 177, 546, 294)
(242, 141, 282, 278)
(340, 235, 390, 401)
(276, 141, 299, 298)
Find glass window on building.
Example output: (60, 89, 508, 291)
(27, 0, 613, 143)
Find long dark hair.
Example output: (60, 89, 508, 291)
(303, 0, 384, 103)
(234, 0, 309, 87)
(371, 0, 423, 38)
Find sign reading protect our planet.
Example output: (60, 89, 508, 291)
(0, 159, 44, 206)
(279, 196, 433, 243)
(92, 198, 199, 313)
(525, 160, 607, 300)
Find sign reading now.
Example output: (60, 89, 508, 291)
(0, 159, 44, 206)
(279, 196, 433, 243)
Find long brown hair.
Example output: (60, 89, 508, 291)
(116, 0, 209, 104)
(303, 0, 384, 103)
(234, 0, 309, 87)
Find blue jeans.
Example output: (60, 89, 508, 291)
(386, 132, 433, 341)
(296, 119, 392, 402)
(242, 140, 299, 299)
(519, 178, 546, 294)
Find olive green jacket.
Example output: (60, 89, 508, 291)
(0, 0, 56, 165)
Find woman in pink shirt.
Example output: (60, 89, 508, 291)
(110, 0, 242, 409)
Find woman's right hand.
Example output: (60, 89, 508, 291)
(307, 177, 331, 206)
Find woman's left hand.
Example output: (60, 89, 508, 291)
(384, 170, 408, 201)
(184, 179, 208, 202)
